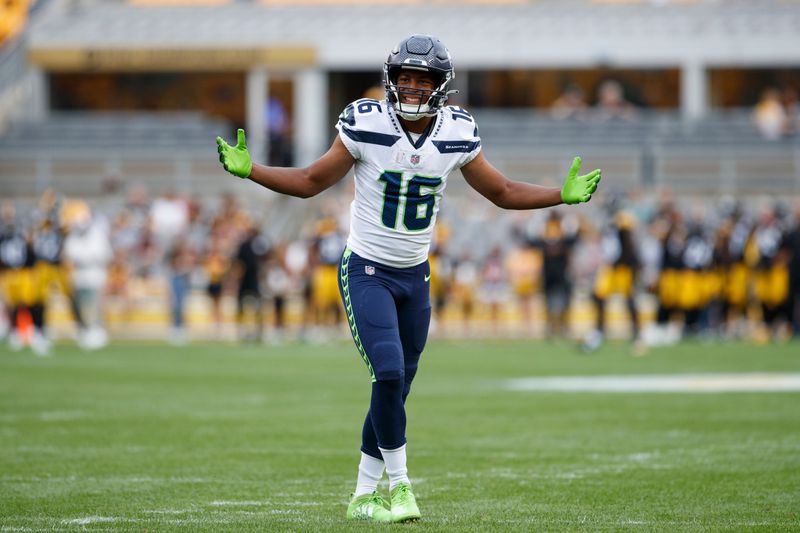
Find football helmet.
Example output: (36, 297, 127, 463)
(384, 35, 455, 121)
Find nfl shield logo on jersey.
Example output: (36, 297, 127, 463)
(410, 154, 421, 165)
(365, 265, 375, 275)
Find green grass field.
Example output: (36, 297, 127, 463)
(1, 339, 799, 532)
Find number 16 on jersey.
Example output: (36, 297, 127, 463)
(378, 171, 442, 232)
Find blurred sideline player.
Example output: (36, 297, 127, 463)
(233, 221, 270, 343)
(584, 209, 641, 352)
(427, 222, 452, 334)
(31, 190, 91, 354)
(480, 245, 507, 335)
(720, 203, 753, 337)
(216, 34, 600, 523)
(451, 252, 479, 334)
(0, 202, 46, 353)
(750, 205, 791, 341)
(651, 209, 685, 345)
(62, 201, 113, 350)
(675, 213, 715, 336)
(309, 213, 347, 333)
(203, 234, 229, 338)
(526, 210, 578, 339)
(507, 219, 542, 330)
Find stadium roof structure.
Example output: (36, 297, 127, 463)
(27, 0, 800, 71)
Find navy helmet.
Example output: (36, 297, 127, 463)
(383, 35, 455, 121)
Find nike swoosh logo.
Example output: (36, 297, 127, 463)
(424, 274, 431, 282)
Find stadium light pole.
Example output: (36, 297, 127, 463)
(246, 66, 267, 165)
(681, 58, 708, 122)
(293, 68, 327, 167)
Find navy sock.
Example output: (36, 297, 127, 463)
(369, 378, 406, 450)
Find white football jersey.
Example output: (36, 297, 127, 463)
(336, 98, 481, 268)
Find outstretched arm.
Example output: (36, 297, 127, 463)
(461, 152, 601, 210)
(216, 129, 355, 198)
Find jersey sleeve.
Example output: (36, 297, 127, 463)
(334, 99, 399, 161)
(335, 102, 362, 160)
(459, 122, 482, 168)
(442, 106, 482, 169)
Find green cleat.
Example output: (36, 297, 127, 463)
(346, 491, 392, 522)
(390, 482, 421, 523)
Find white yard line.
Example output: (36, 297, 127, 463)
(504, 373, 800, 393)
(208, 500, 323, 507)
(208, 501, 266, 507)
(61, 516, 119, 525)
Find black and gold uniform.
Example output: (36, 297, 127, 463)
(655, 218, 686, 326)
(310, 218, 347, 326)
(428, 243, 452, 325)
(786, 214, 800, 335)
(723, 214, 753, 317)
(428, 222, 452, 325)
(528, 211, 578, 338)
(0, 224, 37, 332)
(592, 211, 640, 340)
(32, 218, 71, 331)
(750, 211, 790, 330)
(679, 223, 714, 334)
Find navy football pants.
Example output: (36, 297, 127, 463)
(338, 248, 431, 457)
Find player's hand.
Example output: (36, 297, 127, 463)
(560, 156, 601, 205)
(216, 128, 253, 179)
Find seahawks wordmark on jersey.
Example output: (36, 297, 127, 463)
(336, 99, 481, 268)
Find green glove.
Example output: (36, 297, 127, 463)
(560, 156, 601, 205)
(216, 128, 253, 179)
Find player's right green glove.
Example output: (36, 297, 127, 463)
(560, 156, 601, 205)
(216, 128, 253, 179)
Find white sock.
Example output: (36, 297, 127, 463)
(379, 444, 410, 490)
(354, 452, 385, 497)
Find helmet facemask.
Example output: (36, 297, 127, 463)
(385, 66, 453, 121)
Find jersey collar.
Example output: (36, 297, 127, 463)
(389, 104, 440, 150)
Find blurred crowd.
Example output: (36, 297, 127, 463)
(550, 80, 639, 122)
(1, 186, 800, 355)
(551, 79, 800, 142)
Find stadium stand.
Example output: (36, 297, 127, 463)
(1, 109, 798, 200)
(0, 112, 232, 196)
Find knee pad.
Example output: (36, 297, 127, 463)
(370, 340, 405, 381)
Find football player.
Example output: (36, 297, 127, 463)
(585, 209, 641, 352)
(0, 204, 39, 352)
(309, 214, 347, 331)
(216, 34, 601, 523)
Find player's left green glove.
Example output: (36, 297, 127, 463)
(560, 156, 601, 205)
(216, 128, 253, 179)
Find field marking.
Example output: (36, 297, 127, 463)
(208, 500, 323, 508)
(504, 373, 800, 393)
(209, 501, 266, 507)
(39, 410, 90, 422)
(61, 517, 118, 525)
